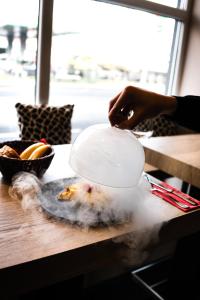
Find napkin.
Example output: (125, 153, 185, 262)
(151, 181, 200, 212)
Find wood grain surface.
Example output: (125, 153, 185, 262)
(0, 144, 199, 298)
(141, 134, 200, 188)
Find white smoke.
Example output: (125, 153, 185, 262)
(8, 172, 169, 265)
(9, 172, 41, 211)
(35, 175, 154, 228)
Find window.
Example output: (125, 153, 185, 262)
(145, 0, 183, 8)
(0, 0, 191, 139)
(0, 0, 39, 137)
(49, 0, 189, 139)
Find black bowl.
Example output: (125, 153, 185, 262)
(0, 140, 55, 182)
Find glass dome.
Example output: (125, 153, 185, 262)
(69, 124, 145, 188)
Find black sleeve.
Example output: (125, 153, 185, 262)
(170, 95, 200, 132)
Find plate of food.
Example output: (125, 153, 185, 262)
(38, 177, 124, 227)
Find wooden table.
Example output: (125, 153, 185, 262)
(141, 134, 200, 189)
(0, 144, 200, 298)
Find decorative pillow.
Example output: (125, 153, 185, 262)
(15, 103, 74, 145)
(133, 115, 178, 137)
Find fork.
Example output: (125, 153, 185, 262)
(145, 175, 197, 206)
(151, 187, 189, 209)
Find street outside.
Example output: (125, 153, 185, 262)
(0, 76, 165, 142)
(0, 0, 172, 142)
(0, 77, 120, 141)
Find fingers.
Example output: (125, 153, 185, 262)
(108, 91, 121, 112)
(108, 85, 154, 130)
(117, 111, 143, 130)
(109, 89, 130, 126)
(108, 99, 116, 113)
(108, 110, 126, 126)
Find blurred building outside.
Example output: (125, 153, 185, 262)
(0, 0, 174, 141)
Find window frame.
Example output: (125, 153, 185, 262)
(37, 0, 193, 104)
(95, 0, 189, 20)
(36, 0, 54, 104)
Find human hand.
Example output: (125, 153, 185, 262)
(108, 86, 176, 129)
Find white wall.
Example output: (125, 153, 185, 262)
(178, 0, 200, 96)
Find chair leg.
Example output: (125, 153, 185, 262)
(131, 257, 172, 300)
(181, 183, 200, 198)
(181, 182, 190, 193)
(188, 185, 200, 198)
(131, 273, 165, 300)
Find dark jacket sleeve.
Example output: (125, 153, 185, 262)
(170, 95, 200, 132)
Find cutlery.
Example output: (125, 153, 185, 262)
(145, 175, 197, 206)
(151, 187, 189, 209)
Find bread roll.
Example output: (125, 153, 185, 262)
(0, 145, 20, 159)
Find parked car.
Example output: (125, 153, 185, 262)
(22, 62, 36, 77)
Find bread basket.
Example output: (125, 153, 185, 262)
(0, 140, 54, 182)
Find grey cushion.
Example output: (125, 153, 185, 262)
(134, 115, 178, 137)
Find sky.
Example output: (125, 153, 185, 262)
(52, 0, 175, 71)
(0, 0, 39, 27)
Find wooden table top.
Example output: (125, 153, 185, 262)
(0, 144, 200, 297)
(141, 134, 200, 188)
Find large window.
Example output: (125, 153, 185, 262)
(145, 0, 183, 8)
(0, 0, 191, 140)
(0, 0, 39, 137)
(50, 0, 189, 139)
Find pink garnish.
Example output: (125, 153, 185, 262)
(40, 138, 47, 144)
(83, 184, 93, 193)
(87, 187, 92, 194)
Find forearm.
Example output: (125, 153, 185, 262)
(158, 94, 177, 116)
(129, 86, 177, 117)
(153, 93, 200, 132)
(108, 86, 200, 132)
